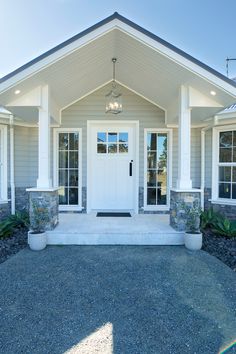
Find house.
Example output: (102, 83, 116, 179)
(0, 12, 236, 244)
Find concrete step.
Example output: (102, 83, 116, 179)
(46, 231, 184, 245)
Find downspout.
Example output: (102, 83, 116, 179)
(9, 115, 15, 215)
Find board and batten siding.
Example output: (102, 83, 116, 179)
(60, 85, 166, 188)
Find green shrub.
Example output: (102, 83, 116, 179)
(200, 207, 219, 230)
(0, 211, 29, 238)
(212, 216, 236, 238)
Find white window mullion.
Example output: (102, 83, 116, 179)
(213, 127, 236, 203)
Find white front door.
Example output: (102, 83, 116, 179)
(89, 123, 136, 211)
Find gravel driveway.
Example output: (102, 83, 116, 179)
(0, 246, 235, 354)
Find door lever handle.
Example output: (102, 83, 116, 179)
(129, 160, 133, 176)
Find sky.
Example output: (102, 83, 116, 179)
(0, 0, 236, 79)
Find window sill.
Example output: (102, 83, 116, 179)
(210, 199, 236, 206)
(143, 206, 169, 211)
(59, 206, 83, 212)
(0, 200, 9, 205)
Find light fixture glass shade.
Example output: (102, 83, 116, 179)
(105, 58, 122, 114)
(105, 85, 122, 114)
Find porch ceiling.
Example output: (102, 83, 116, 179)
(1, 16, 236, 125)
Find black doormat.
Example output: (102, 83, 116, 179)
(96, 212, 131, 217)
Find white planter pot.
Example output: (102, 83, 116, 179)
(184, 232, 202, 251)
(28, 231, 47, 251)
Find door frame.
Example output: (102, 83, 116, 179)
(53, 127, 82, 211)
(143, 128, 173, 211)
(87, 120, 139, 214)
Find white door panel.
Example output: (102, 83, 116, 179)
(90, 124, 135, 211)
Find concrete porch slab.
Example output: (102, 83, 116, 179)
(46, 213, 184, 245)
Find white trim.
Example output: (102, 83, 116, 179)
(210, 199, 236, 206)
(116, 81, 167, 113)
(170, 188, 202, 193)
(0, 125, 8, 202)
(37, 85, 52, 188)
(53, 128, 82, 211)
(144, 128, 172, 211)
(1, 19, 236, 98)
(177, 86, 192, 190)
(26, 187, 59, 192)
(212, 124, 236, 204)
(60, 81, 112, 112)
(87, 120, 139, 214)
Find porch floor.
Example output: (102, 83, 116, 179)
(46, 213, 184, 245)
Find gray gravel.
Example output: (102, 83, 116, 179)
(202, 231, 236, 271)
(0, 228, 27, 264)
(0, 246, 236, 354)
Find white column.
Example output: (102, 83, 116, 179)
(37, 85, 52, 188)
(177, 85, 192, 190)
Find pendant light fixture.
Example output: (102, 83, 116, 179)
(105, 58, 122, 114)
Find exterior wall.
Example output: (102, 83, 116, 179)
(5, 85, 234, 218)
(14, 126, 38, 188)
(0, 126, 38, 219)
(204, 187, 236, 220)
(60, 84, 166, 190)
(205, 129, 212, 188)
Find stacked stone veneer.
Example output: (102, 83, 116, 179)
(204, 188, 236, 220)
(28, 190, 59, 231)
(170, 190, 201, 231)
(0, 187, 30, 220)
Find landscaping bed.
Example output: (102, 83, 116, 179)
(0, 228, 236, 273)
(202, 229, 236, 272)
(0, 228, 28, 264)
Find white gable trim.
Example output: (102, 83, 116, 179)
(1, 17, 236, 99)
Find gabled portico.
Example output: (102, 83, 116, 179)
(0, 13, 236, 244)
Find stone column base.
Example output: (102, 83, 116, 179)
(170, 189, 201, 231)
(27, 188, 59, 231)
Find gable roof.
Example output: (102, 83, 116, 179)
(1, 12, 236, 89)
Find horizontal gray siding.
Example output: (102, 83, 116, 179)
(61, 85, 166, 187)
(9, 84, 207, 194)
(191, 128, 201, 188)
(14, 126, 38, 187)
(172, 129, 178, 188)
(205, 129, 212, 188)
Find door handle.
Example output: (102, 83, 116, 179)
(129, 160, 133, 176)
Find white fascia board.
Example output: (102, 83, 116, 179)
(216, 112, 236, 120)
(1, 17, 236, 100)
(115, 23, 236, 97)
(0, 21, 120, 94)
